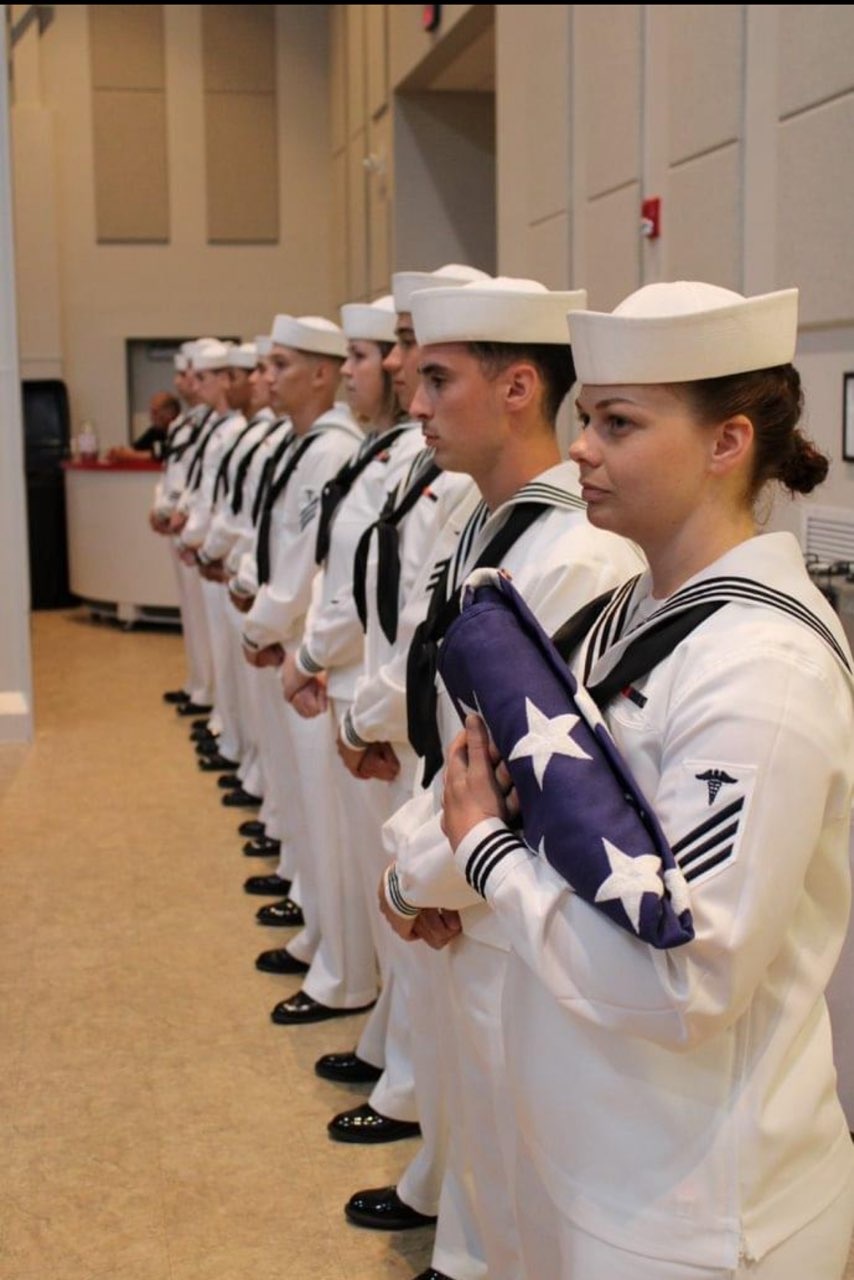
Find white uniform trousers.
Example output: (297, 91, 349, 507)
(446, 934, 520, 1280)
(223, 603, 263, 797)
(515, 1142, 854, 1280)
(265, 696, 323, 963)
(170, 543, 214, 704)
(300, 697, 379, 1009)
(350, 765, 418, 1122)
(243, 666, 294, 872)
(383, 769, 486, 1277)
(199, 578, 245, 763)
(423, 939, 487, 1280)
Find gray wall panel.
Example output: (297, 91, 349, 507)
(668, 5, 742, 164)
(778, 96, 854, 325)
(779, 5, 854, 118)
(575, 5, 641, 199)
(668, 143, 741, 289)
(584, 182, 641, 311)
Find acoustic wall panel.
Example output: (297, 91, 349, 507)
(201, 4, 278, 243)
(668, 5, 742, 165)
(88, 5, 169, 242)
(668, 144, 741, 290)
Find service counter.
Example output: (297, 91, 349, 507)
(63, 460, 180, 625)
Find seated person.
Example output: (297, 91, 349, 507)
(108, 392, 180, 462)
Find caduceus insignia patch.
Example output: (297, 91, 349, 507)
(695, 768, 738, 806)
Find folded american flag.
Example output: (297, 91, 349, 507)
(438, 570, 694, 949)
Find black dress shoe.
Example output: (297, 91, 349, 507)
(271, 990, 375, 1025)
(176, 701, 213, 717)
(256, 897, 305, 927)
(315, 1051, 383, 1084)
(196, 738, 224, 757)
(198, 754, 239, 772)
(243, 838, 280, 858)
(239, 819, 266, 839)
(328, 1102, 421, 1145)
(222, 788, 262, 808)
(217, 774, 241, 790)
(412, 1270, 455, 1280)
(344, 1185, 437, 1232)
(243, 835, 279, 855)
(190, 726, 217, 743)
(191, 717, 212, 731)
(255, 947, 310, 975)
(244, 872, 291, 896)
(163, 689, 190, 705)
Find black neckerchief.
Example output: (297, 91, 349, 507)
(407, 501, 549, 786)
(353, 449, 442, 643)
(313, 427, 408, 565)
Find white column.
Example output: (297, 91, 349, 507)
(0, 19, 34, 742)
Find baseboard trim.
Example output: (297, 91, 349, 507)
(0, 691, 32, 743)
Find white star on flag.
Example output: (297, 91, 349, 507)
(663, 867, 691, 918)
(508, 697, 591, 787)
(594, 838, 664, 933)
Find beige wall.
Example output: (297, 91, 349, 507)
(330, 3, 496, 303)
(11, 3, 854, 507)
(495, 3, 854, 523)
(11, 3, 332, 449)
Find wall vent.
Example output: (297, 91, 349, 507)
(802, 504, 854, 566)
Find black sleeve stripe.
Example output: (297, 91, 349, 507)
(683, 845, 734, 884)
(465, 829, 526, 897)
(671, 796, 744, 855)
(676, 820, 741, 869)
(387, 866, 419, 917)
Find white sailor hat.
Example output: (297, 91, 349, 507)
(270, 315, 347, 359)
(340, 295, 397, 343)
(174, 353, 189, 372)
(254, 335, 273, 358)
(412, 277, 588, 346)
(392, 263, 491, 315)
(227, 342, 258, 370)
(568, 282, 799, 384)
(191, 338, 231, 371)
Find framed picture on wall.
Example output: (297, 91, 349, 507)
(844, 373, 854, 462)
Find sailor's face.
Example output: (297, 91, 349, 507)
(383, 313, 419, 412)
(195, 367, 228, 408)
(410, 344, 507, 476)
(570, 383, 716, 553)
(342, 340, 385, 421)
(249, 361, 272, 412)
(266, 345, 314, 415)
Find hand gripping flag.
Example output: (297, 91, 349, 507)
(437, 570, 694, 949)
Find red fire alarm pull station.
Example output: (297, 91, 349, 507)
(641, 197, 661, 239)
(422, 4, 441, 32)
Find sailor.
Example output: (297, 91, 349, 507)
(375, 277, 643, 1280)
(153, 345, 215, 714)
(238, 315, 361, 967)
(442, 281, 854, 1280)
(269, 294, 425, 1029)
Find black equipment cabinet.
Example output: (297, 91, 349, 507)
(22, 379, 75, 609)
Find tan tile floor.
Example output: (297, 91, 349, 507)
(0, 611, 432, 1280)
(3, 610, 854, 1279)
